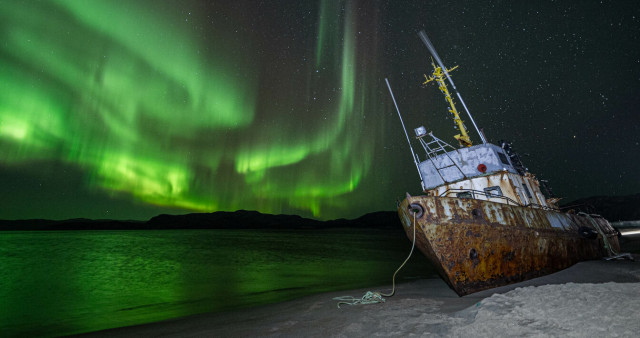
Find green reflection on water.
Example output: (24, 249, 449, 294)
(0, 229, 434, 337)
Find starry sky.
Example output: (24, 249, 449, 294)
(0, 0, 638, 221)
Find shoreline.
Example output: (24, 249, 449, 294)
(80, 253, 640, 337)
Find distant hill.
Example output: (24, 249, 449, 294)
(561, 193, 640, 222)
(146, 210, 402, 229)
(4, 192, 637, 231)
(0, 218, 146, 231)
(0, 210, 402, 231)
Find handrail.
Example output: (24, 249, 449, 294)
(437, 188, 559, 211)
(558, 203, 599, 214)
(438, 188, 520, 206)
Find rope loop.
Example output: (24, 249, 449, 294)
(333, 211, 417, 308)
(333, 291, 386, 309)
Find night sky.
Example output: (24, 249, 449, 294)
(1, 0, 638, 221)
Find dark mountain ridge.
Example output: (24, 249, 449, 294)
(2, 193, 637, 231)
(0, 210, 402, 231)
(562, 193, 640, 222)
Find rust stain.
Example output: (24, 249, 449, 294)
(398, 195, 620, 296)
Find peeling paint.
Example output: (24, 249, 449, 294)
(398, 195, 620, 296)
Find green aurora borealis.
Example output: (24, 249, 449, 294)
(1, 0, 639, 220)
(1, 0, 385, 219)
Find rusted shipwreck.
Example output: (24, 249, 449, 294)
(386, 31, 620, 296)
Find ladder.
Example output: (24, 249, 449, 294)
(418, 132, 467, 183)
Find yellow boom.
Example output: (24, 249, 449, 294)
(423, 61, 472, 147)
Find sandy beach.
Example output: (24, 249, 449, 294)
(81, 248, 640, 337)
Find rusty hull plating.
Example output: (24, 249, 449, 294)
(398, 195, 620, 296)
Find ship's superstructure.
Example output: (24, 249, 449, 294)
(414, 131, 555, 209)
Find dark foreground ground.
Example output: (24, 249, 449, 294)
(78, 233, 640, 337)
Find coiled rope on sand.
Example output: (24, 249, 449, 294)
(333, 212, 417, 308)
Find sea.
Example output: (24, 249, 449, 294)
(0, 228, 435, 337)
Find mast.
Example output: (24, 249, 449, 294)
(423, 60, 472, 147)
(385, 78, 425, 188)
(418, 30, 487, 145)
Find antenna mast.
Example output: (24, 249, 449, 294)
(418, 30, 487, 145)
(423, 60, 472, 147)
(385, 78, 424, 187)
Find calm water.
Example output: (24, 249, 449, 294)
(0, 228, 434, 337)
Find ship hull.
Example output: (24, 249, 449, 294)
(398, 195, 620, 296)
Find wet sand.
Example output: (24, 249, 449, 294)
(80, 249, 640, 337)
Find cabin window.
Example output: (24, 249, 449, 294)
(484, 186, 503, 198)
(523, 183, 533, 198)
(498, 152, 510, 165)
(456, 191, 473, 199)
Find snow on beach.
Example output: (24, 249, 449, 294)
(331, 282, 640, 337)
(444, 283, 640, 337)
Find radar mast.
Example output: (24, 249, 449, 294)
(418, 30, 487, 146)
(423, 60, 472, 147)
